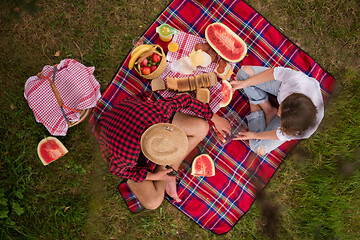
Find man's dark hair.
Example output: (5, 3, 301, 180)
(280, 93, 317, 136)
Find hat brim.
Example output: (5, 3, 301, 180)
(140, 123, 188, 165)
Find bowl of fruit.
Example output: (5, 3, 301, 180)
(128, 44, 167, 79)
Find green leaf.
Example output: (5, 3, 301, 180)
(0, 209, 9, 219)
(8, 220, 15, 226)
(0, 197, 7, 206)
(0, 189, 7, 206)
(14, 190, 24, 200)
(12, 202, 24, 216)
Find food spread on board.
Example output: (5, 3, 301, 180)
(126, 22, 247, 177)
(128, 21, 247, 109)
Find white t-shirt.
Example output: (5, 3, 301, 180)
(273, 67, 324, 141)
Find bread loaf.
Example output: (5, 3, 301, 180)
(166, 72, 217, 92)
(166, 76, 177, 90)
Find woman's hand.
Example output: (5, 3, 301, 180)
(211, 113, 231, 138)
(146, 169, 174, 181)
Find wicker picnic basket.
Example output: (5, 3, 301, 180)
(135, 45, 167, 79)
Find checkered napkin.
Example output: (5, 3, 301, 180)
(90, 0, 335, 234)
(158, 32, 223, 115)
(24, 59, 101, 136)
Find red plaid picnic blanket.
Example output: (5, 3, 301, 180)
(90, 0, 335, 235)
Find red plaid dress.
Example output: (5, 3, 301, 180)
(99, 94, 213, 182)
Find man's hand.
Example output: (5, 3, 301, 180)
(165, 177, 181, 202)
(233, 131, 255, 140)
(230, 80, 249, 92)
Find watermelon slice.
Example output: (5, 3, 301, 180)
(37, 137, 68, 165)
(205, 22, 247, 62)
(191, 154, 215, 177)
(220, 80, 233, 108)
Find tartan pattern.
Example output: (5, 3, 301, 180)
(118, 181, 145, 213)
(89, 0, 335, 234)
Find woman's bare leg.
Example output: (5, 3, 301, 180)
(163, 112, 209, 201)
(171, 112, 209, 156)
(128, 113, 209, 209)
(127, 165, 168, 210)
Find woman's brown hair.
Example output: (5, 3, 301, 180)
(280, 93, 317, 136)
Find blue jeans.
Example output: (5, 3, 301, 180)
(236, 66, 286, 154)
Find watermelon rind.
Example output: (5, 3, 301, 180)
(37, 136, 68, 165)
(205, 22, 247, 63)
(191, 154, 215, 177)
(220, 80, 233, 108)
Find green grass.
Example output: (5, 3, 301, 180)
(1, 0, 359, 239)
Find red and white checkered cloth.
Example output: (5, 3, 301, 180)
(24, 59, 101, 136)
(158, 32, 232, 115)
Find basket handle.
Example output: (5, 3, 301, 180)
(36, 65, 81, 126)
(49, 68, 64, 107)
(36, 65, 80, 113)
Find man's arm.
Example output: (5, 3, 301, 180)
(234, 129, 279, 140)
(231, 68, 275, 91)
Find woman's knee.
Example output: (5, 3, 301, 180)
(195, 118, 209, 139)
(172, 113, 209, 137)
(127, 179, 164, 210)
(142, 195, 164, 210)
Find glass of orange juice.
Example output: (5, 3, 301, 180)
(156, 24, 179, 42)
(168, 42, 179, 52)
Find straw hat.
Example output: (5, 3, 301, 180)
(140, 123, 188, 165)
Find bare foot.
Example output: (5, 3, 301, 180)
(165, 178, 181, 202)
(256, 146, 266, 155)
(259, 100, 278, 127)
(249, 103, 261, 113)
